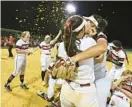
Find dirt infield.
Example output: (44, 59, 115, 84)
(1, 48, 132, 107)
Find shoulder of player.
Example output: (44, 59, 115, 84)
(58, 42, 65, 49)
(15, 39, 26, 48)
(59, 42, 64, 45)
(40, 41, 46, 45)
(41, 41, 45, 44)
(96, 32, 107, 40)
(17, 39, 22, 42)
(16, 39, 22, 44)
(83, 36, 96, 44)
(118, 49, 126, 56)
(50, 40, 54, 44)
(78, 36, 96, 50)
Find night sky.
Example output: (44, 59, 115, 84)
(1, 1, 132, 48)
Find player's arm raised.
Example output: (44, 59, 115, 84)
(50, 30, 62, 45)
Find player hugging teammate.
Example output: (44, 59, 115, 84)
(4, 14, 131, 107)
(41, 15, 131, 107)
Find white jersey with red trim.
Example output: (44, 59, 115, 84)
(39, 41, 54, 55)
(107, 43, 126, 80)
(15, 39, 29, 56)
(12, 39, 29, 76)
(58, 36, 97, 84)
(94, 32, 107, 41)
(108, 43, 126, 69)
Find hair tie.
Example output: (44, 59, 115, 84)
(66, 20, 71, 28)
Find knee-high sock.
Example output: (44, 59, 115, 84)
(20, 74, 24, 84)
(6, 74, 15, 85)
(41, 71, 46, 81)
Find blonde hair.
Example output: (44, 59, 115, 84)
(121, 69, 132, 76)
(21, 31, 30, 38)
(45, 35, 51, 39)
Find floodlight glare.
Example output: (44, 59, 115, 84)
(66, 3, 76, 14)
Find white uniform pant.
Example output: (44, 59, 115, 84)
(106, 66, 125, 81)
(60, 82, 99, 107)
(95, 71, 106, 81)
(108, 95, 130, 107)
(47, 75, 64, 99)
(95, 77, 112, 107)
(41, 54, 51, 71)
(12, 55, 26, 76)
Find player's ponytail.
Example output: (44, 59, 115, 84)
(63, 15, 85, 57)
(122, 48, 129, 65)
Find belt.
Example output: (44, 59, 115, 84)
(80, 83, 90, 87)
(45, 54, 51, 55)
(67, 80, 91, 87)
(114, 94, 130, 102)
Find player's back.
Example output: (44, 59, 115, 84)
(58, 36, 97, 84)
(75, 36, 97, 84)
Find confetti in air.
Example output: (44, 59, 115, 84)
(15, 1, 66, 35)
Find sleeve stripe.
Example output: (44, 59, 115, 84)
(110, 52, 125, 61)
(118, 58, 125, 61)
(41, 45, 51, 50)
(96, 35, 107, 40)
(42, 47, 51, 50)
(111, 52, 118, 58)
(15, 46, 22, 49)
(21, 44, 29, 46)
(15, 46, 28, 50)
(41, 45, 50, 48)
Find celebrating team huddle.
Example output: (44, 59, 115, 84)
(4, 14, 132, 107)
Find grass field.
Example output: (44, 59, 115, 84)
(1, 48, 132, 107)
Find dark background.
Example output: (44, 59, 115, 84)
(1, 1, 132, 48)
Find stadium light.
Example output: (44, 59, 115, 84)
(65, 3, 76, 14)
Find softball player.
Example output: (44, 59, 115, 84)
(37, 42, 65, 103)
(59, 15, 99, 107)
(72, 14, 112, 107)
(46, 42, 65, 101)
(106, 40, 129, 81)
(71, 14, 108, 80)
(41, 42, 66, 101)
(83, 15, 108, 80)
(39, 30, 62, 85)
(4, 31, 32, 91)
(108, 70, 132, 107)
